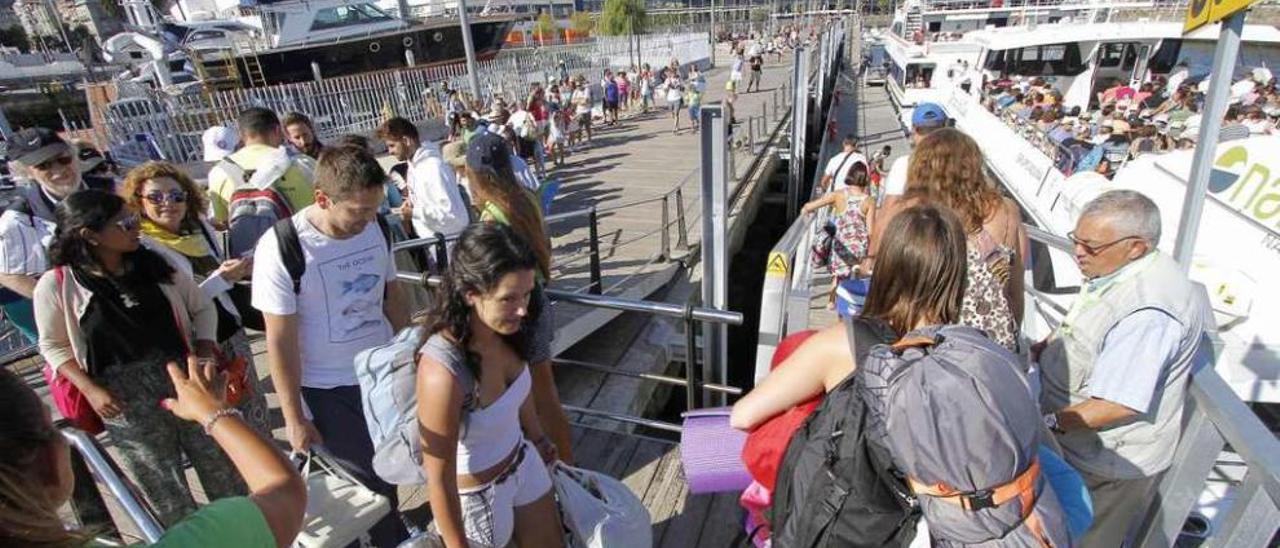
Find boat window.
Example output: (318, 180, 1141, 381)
(1148, 39, 1183, 74)
(906, 63, 935, 88)
(1098, 43, 1126, 68)
(1121, 43, 1139, 71)
(310, 3, 392, 31)
(186, 30, 225, 42)
(986, 43, 1085, 76)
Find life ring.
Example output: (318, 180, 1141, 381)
(403, 36, 413, 47)
(370, 41, 382, 53)
(433, 32, 444, 42)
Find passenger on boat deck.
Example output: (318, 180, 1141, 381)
(872, 128, 1027, 352)
(1035, 190, 1209, 548)
(379, 117, 469, 242)
(878, 102, 947, 210)
(282, 112, 324, 162)
(416, 223, 564, 548)
(206, 108, 315, 227)
(251, 146, 411, 546)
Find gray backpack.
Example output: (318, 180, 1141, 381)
(218, 156, 294, 258)
(857, 325, 1070, 547)
(356, 329, 476, 485)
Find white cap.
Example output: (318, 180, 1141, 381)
(203, 125, 239, 162)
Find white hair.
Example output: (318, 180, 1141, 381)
(1080, 189, 1162, 243)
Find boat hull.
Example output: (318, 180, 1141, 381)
(230, 18, 513, 87)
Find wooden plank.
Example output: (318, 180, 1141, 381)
(696, 492, 747, 547)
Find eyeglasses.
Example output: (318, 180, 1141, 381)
(1067, 231, 1142, 256)
(114, 213, 141, 233)
(33, 155, 73, 171)
(142, 189, 187, 205)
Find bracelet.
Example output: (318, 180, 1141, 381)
(202, 407, 243, 435)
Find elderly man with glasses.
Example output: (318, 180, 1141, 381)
(1034, 189, 1210, 547)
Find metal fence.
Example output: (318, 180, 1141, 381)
(101, 32, 712, 166)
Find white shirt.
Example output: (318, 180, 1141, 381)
(407, 143, 470, 238)
(573, 89, 592, 115)
(251, 208, 396, 388)
(823, 151, 867, 191)
(0, 208, 54, 277)
(882, 155, 911, 198)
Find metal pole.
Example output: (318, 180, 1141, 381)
(710, 0, 717, 67)
(587, 207, 603, 294)
(1173, 12, 1244, 272)
(684, 298, 702, 410)
(699, 104, 729, 406)
(675, 187, 689, 249)
(457, 0, 484, 101)
(787, 46, 808, 223)
(660, 194, 672, 260)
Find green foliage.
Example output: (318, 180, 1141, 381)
(0, 25, 30, 52)
(533, 12, 559, 37)
(569, 11, 594, 34)
(597, 0, 646, 36)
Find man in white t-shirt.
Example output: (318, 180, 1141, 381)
(879, 102, 950, 208)
(378, 117, 469, 240)
(252, 146, 410, 545)
(819, 135, 867, 192)
(572, 78, 594, 144)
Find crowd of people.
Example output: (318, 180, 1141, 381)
(734, 105, 1208, 547)
(984, 63, 1280, 177)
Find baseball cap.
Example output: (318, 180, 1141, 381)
(466, 131, 513, 176)
(911, 103, 948, 129)
(202, 125, 239, 162)
(8, 128, 70, 167)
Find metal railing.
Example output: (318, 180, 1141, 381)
(99, 32, 713, 166)
(394, 269, 743, 433)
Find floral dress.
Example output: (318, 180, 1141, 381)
(830, 193, 870, 279)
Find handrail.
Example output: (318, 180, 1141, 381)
(61, 427, 166, 543)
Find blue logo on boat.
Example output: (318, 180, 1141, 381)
(1208, 146, 1248, 194)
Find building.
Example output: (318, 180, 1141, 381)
(70, 0, 124, 40)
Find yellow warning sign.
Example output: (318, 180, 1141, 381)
(1186, 0, 1257, 34)
(766, 252, 788, 278)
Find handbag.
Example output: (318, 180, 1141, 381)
(170, 306, 252, 408)
(294, 450, 392, 548)
(48, 267, 105, 435)
(552, 462, 652, 548)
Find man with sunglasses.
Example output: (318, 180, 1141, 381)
(1034, 190, 1209, 547)
(0, 128, 114, 340)
(0, 127, 115, 531)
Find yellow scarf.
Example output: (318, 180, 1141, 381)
(140, 218, 213, 258)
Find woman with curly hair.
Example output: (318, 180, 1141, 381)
(869, 128, 1029, 351)
(121, 161, 272, 435)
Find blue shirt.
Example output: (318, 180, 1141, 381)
(604, 81, 619, 102)
(1087, 308, 1184, 414)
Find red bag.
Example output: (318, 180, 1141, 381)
(47, 267, 105, 434)
(741, 330, 824, 492)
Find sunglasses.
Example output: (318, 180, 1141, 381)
(33, 155, 74, 171)
(1067, 231, 1141, 256)
(142, 189, 188, 205)
(114, 213, 141, 233)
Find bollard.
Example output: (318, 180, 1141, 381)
(660, 194, 671, 260)
(675, 187, 689, 250)
(587, 207, 603, 294)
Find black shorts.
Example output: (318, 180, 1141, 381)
(577, 112, 592, 126)
(604, 100, 619, 110)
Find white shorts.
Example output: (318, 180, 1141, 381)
(454, 440, 553, 547)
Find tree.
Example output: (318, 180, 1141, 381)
(597, 0, 646, 36)
(569, 11, 594, 35)
(0, 25, 31, 52)
(533, 12, 559, 41)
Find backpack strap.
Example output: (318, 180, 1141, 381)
(272, 218, 306, 295)
(908, 457, 1042, 514)
(217, 157, 252, 188)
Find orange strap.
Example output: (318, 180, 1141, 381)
(908, 459, 1052, 546)
(891, 335, 937, 352)
(908, 458, 1041, 514)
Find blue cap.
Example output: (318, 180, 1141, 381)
(466, 130, 513, 177)
(911, 102, 948, 129)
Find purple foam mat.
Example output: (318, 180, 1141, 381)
(680, 407, 752, 494)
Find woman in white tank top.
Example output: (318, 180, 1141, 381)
(416, 223, 563, 548)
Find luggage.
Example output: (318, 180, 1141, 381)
(293, 450, 392, 548)
(768, 318, 919, 548)
(858, 325, 1069, 546)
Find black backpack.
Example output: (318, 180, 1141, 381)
(768, 318, 920, 548)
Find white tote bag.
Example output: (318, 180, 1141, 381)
(293, 451, 392, 548)
(552, 462, 652, 548)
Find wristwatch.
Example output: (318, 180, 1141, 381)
(1042, 412, 1064, 433)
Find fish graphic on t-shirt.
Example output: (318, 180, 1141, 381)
(342, 273, 380, 296)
